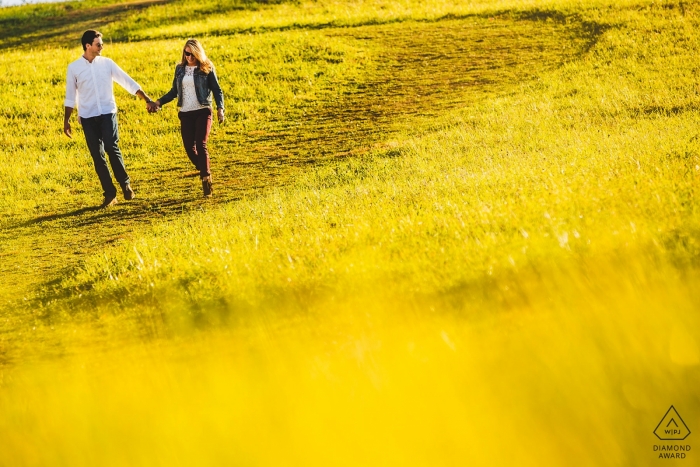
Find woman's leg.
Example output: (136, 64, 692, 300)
(178, 111, 199, 170)
(193, 108, 213, 178)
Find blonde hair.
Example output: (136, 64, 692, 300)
(180, 39, 213, 74)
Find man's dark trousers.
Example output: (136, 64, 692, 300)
(81, 113, 130, 199)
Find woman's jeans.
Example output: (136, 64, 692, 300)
(178, 107, 212, 178)
(81, 113, 130, 199)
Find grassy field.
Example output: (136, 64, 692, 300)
(0, 0, 699, 465)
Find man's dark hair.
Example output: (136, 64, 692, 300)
(81, 30, 102, 51)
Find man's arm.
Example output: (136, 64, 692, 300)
(64, 66, 77, 138)
(64, 107, 74, 138)
(110, 59, 155, 107)
(135, 89, 155, 105)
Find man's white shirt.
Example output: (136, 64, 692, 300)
(64, 56, 141, 119)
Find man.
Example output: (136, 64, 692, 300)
(64, 30, 156, 208)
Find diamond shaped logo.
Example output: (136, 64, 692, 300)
(654, 406, 691, 440)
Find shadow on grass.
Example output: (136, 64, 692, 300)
(16, 196, 221, 230)
(0, 0, 168, 49)
(22, 205, 103, 226)
(0, 0, 291, 49)
(1, 0, 610, 51)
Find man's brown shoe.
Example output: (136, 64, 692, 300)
(101, 196, 118, 209)
(121, 183, 135, 200)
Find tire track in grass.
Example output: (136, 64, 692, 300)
(216, 17, 593, 185)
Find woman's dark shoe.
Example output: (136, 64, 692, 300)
(202, 176, 213, 197)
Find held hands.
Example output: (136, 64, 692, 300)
(146, 101, 161, 113)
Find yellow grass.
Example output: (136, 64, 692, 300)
(0, 0, 698, 465)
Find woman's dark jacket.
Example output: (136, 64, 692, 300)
(158, 63, 224, 109)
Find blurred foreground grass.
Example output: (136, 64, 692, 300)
(2, 256, 699, 466)
(0, 0, 699, 465)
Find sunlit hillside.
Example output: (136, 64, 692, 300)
(0, 0, 698, 465)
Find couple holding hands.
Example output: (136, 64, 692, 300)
(64, 30, 225, 207)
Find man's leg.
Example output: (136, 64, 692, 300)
(81, 115, 117, 200)
(101, 113, 130, 187)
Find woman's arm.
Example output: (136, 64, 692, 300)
(157, 66, 180, 107)
(207, 65, 225, 111)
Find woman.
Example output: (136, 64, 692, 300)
(152, 39, 224, 197)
